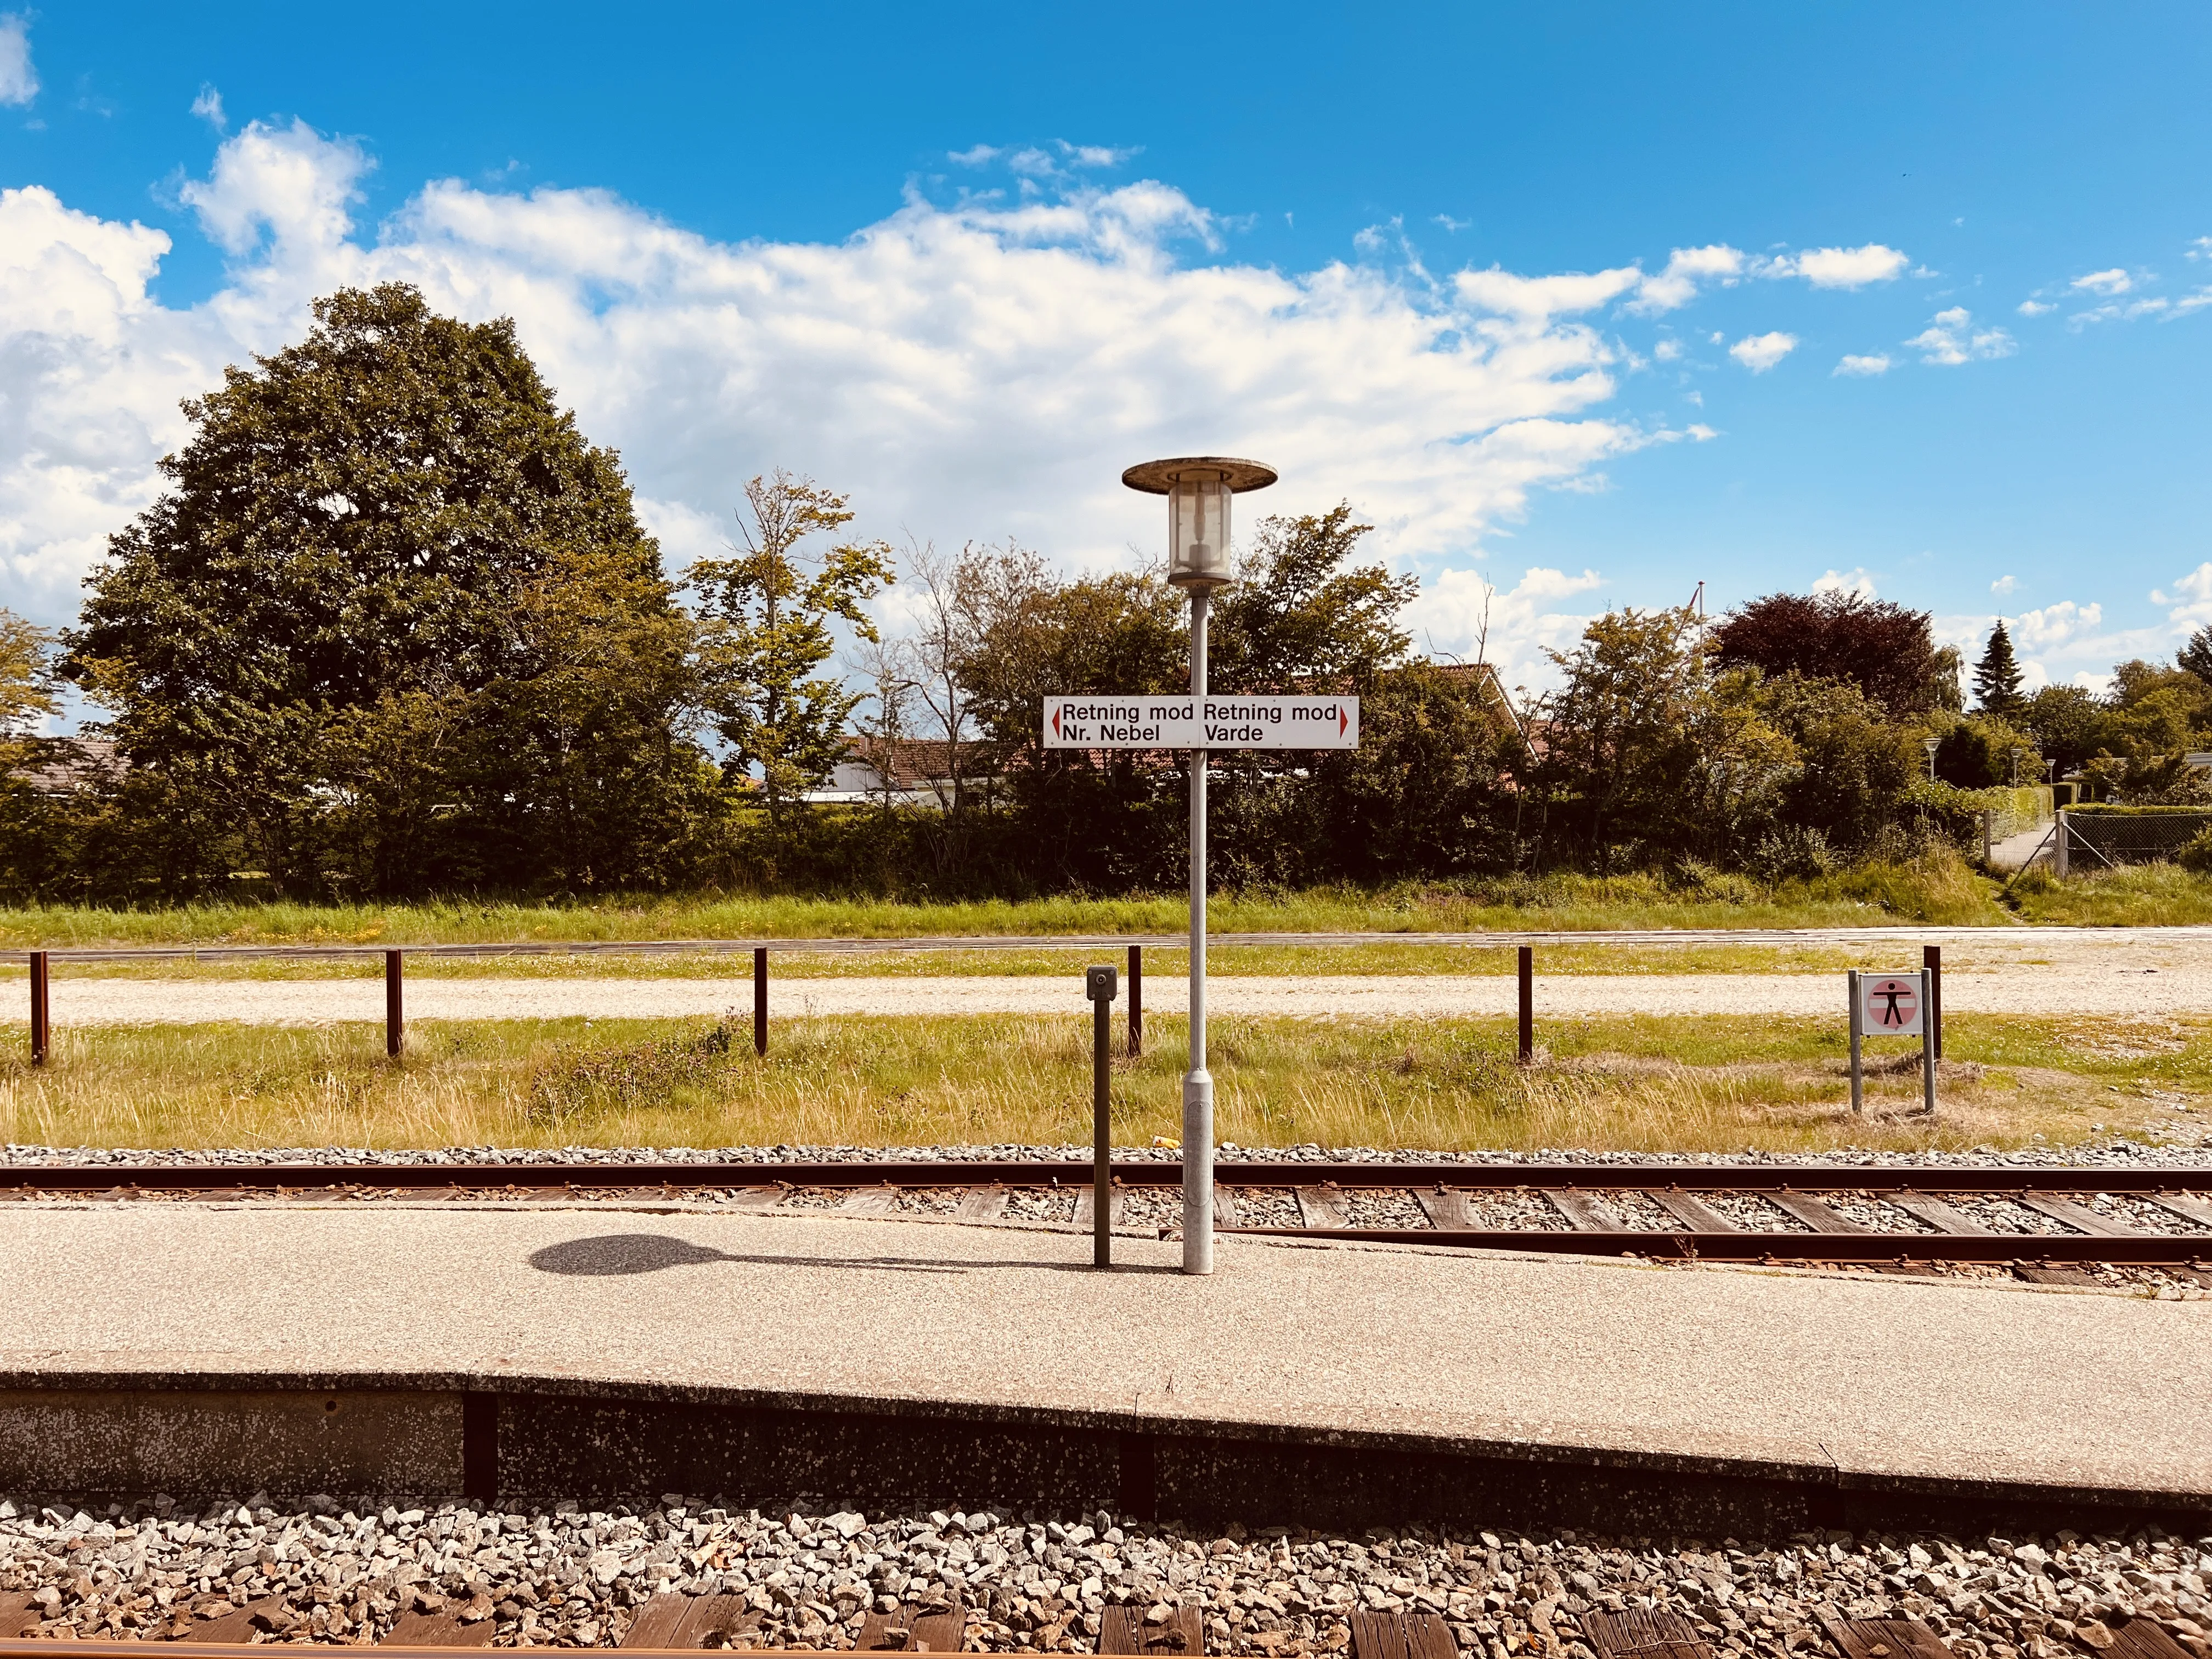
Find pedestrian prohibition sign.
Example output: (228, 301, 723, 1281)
(1859, 974, 1923, 1036)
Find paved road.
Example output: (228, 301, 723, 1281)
(8, 966, 2204, 1024)
(1988, 823, 2058, 871)
(1, 1205, 2203, 1502)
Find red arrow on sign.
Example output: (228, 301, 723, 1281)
(1339, 708, 1348, 737)
(1051, 706, 1062, 739)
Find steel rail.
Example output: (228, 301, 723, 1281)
(2, 1159, 2204, 1194)
(4, 1161, 2205, 1265)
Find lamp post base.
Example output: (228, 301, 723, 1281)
(1181, 1069, 1214, 1276)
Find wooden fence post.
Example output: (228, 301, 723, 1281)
(385, 950, 404, 1058)
(753, 946, 768, 1056)
(1127, 944, 1142, 1057)
(1517, 945, 1533, 1064)
(30, 951, 48, 1066)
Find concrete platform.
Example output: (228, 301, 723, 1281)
(0, 1204, 2204, 1536)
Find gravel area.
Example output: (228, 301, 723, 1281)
(30, 966, 2212, 1025)
(1004, 1187, 1079, 1224)
(1, 1493, 2205, 1657)
(1599, 1190, 1679, 1230)
(1118, 1187, 1184, 1229)
(1953, 1198, 2076, 1237)
(1820, 1194, 1940, 1233)
(891, 1189, 964, 1216)
(1464, 1189, 1570, 1230)
(1231, 1188, 1304, 1228)
(1341, 1188, 1429, 1228)
(9, 1138, 2209, 1172)
(1699, 1193, 1815, 1232)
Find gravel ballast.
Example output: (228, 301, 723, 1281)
(5, 1139, 2209, 1172)
(1, 1495, 2206, 1657)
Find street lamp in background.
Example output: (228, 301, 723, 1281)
(1121, 455, 1278, 1276)
(1923, 736, 1940, 782)
(2011, 746, 2024, 787)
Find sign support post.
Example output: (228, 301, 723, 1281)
(1183, 590, 1215, 1276)
(1085, 964, 1119, 1269)
(1848, 969, 1863, 1114)
(1920, 967, 1937, 1116)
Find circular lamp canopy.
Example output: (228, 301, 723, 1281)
(1121, 456, 1279, 494)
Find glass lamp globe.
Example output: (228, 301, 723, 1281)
(1121, 456, 1278, 591)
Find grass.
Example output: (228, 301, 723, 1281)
(0, 854, 2022, 950)
(2008, 862, 2212, 926)
(3, 1011, 2203, 1158)
(8, 848, 2212, 967)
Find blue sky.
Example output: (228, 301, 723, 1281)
(2, 1, 2208, 695)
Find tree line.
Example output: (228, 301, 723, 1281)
(0, 283, 2204, 904)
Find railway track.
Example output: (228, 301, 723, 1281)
(5, 1159, 2210, 1271)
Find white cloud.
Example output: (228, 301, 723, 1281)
(2072, 268, 2132, 295)
(2017, 299, 2055, 317)
(2013, 599, 2102, 650)
(1906, 307, 2016, 365)
(1061, 143, 1136, 170)
(1627, 244, 1743, 314)
(1728, 331, 1797, 372)
(1454, 263, 1642, 319)
(178, 117, 372, 257)
(1990, 574, 2016, 597)
(1626, 241, 1911, 314)
(0, 13, 35, 106)
(2072, 295, 2179, 326)
(1812, 568, 1877, 599)
(2152, 564, 2212, 627)
(2188, 236, 2212, 262)
(190, 86, 226, 131)
(947, 144, 999, 166)
(1759, 244, 1910, 288)
(0, 122, 1683, 677)
(1832, 353, 1890, 376)
(1651, 337, 1683, 362)
(1685, 423, 1717, 441)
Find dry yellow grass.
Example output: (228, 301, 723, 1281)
(0, 1012, 2198, 1157)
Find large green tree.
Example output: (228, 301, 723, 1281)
(1532, 607, 1795, 871)
(690, 471, 894, 831)
(67, 283, 708, 895)
(1711, 589, 1949, 713)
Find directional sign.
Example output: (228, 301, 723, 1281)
(1859, 974, 1923, 1036)
(1043, 696, 1359, 749)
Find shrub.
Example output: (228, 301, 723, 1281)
(2178, 827, 2212, 874)
(1746, 825, 1837, 885)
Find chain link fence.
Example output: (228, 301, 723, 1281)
(2059, 807, 2212, 871)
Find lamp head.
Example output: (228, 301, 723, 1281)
(1122, 456, 1278, 591)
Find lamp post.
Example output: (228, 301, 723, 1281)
(1121, 455, 1277, 1276)
(2011, 745, 2024, 788)
(1923, 736, 1940, 782)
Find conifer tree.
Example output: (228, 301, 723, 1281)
(1971, 620, 2026, 717)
